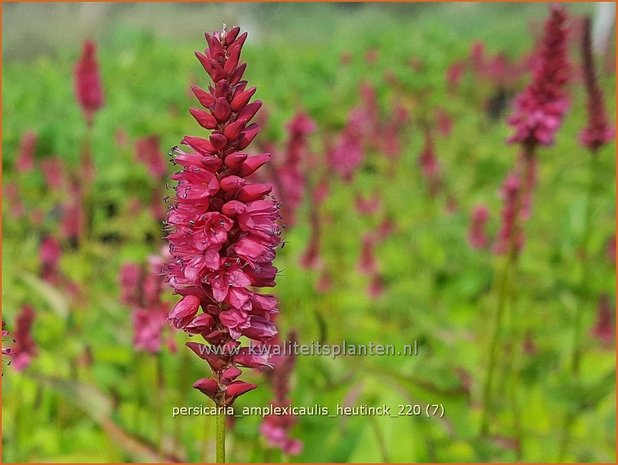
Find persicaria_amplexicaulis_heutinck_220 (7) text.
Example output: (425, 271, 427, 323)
(165, 26, 282, 407)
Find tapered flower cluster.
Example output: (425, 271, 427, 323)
(41, 156, 66, 191)
(468, 205, 489, 250)
(359, 82, 379, 150)
(4, 182, 24, 219)
(358, 233, 378, 275)
(418, 128, 442, 197)
(120, 253, 175, 354)
(380, 102, 409, 159)
(120, 263, 142, 306)
(136, 136, 168, 180)
(12, 305, 37, 372)
(40, 235, 62, 284)
(330, 107, 367, 181)
(16, 131, 37, 173)
(136, 136, 168, 221)
(446, 60, 466, 94)
(74, 40, 104, 125)
(277, 112, 315, 226)
(493, 174, 523, 256)
(435, 107, 453, 137)
(299, 171, 330, 275)
(592, 294, 615, 347)
(299, 198, 322, 270)
(507, 5, 570, 147)
(260, 331, 303, 456)
(61, 179, 84, 243)
(357, 225, 392, 298)
(579, 17, 615, 152)
(355, 192, 382, 216)
(166, 26, 281, 407)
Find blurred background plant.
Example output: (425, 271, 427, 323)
(2, 2, 615, 463)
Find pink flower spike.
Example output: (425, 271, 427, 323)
(12, 305, 37, 371)
(418, 128, 442, 197)
(40, 235, 62, 282)
(578, 16, 615, 152)
(507, 5, 570, 147)
(41, 156, 65, 191)
(119, 263, 141, 307)
(493, 173, 524, 256)
(468, 205, 490, 250)
(166, 26, 281, 406)
(16, 131, 37, 172)
(136, 136, 167, 180)
(74, 40, 104, 125)
(260, 331, 303, 455)
(592, 294, 615, 347)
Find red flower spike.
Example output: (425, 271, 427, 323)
(74, 40, 104, 125)
(579, 16, 614, 152)
(167, 27, 281, 406)
(12, 305, 38, 371)
(507, 5, 570, 147)
(468, 205, 490, 250)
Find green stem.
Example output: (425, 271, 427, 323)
(369, 416, 390, 462)
(174, 350, 191, 447)
(216, 409, 226, 463)
(79, 124, 94, 247)
(507, 294, 524, 460)
(558, 152, 599, 461)
(480, 148, 536, 437)
(14, 374, 23, 462)
(201, 411, 212, 462)
(155, 352, 165, 456)
(557, 415, 576, 461)
(133, 351, 141, 433)
(480, 256, 511, 435)
(570, 153, 599, 376)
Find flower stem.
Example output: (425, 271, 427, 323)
(79, 124, 94, 247)
(570, 152, 599, 376)
(558, 152, 599, 460)
(174, 350, 191, 447)
(201, 411, 211, 462)
(506, 291, 524, 459)
(480, 255, 511, 435)
(481, 147, 536, 437)
(155, 352, 164, 456)
(133, 351, 141, 434)
(216, 409, 226, 463)
(13, 374, 23, 461)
